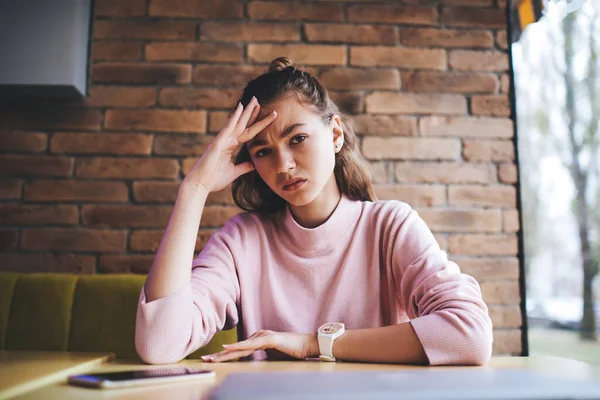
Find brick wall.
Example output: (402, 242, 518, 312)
(0, 0, 522, 355)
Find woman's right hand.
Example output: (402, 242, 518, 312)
(183, 96, 277, 193)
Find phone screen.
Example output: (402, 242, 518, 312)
(69, 367, 214, 388)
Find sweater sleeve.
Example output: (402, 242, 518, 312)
(135, 219, 241, 365)
(388, 204, 494, 366)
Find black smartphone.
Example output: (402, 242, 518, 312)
(68, 366, 215, 389)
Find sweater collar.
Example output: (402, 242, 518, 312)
(278, 193, 362, 256)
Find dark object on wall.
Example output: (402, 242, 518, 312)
(0, 0, 93, 100)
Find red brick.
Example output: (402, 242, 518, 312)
(100, 254, 154, 274)
(449, 50, 509, 72)
(207, 186, 236, 205)
(154, 134, 212, 156)
(94, 20, 197, 40)
(503, 209, 520, 232)
(502, 210, 521, 233)
(501, 74, 510, 93)
(84, 86, 156, 108)
(305, 24, 398, 45)
(363, 137, 460, 160)
(0, 204, 78, 226)
(209, 112, 230, 133)
(441, 7, 507, 28)
(202, 22, 299, 42)
(366, 92, 467, 115)
(442, 0, 494, 5)
(374, 184, 446, 207)
(0, 155, 73, 178)
(198, 206, 242, 228)
(50, 133, 152, 155)
(146, 42, 243, 62)
(149, 0, 243, 18)
(75, 157, 179, 179)
(0, 107, 102, 131)
(320, 68, 400, 90)
(480, 280, 520, 305)
(353, 115, 417, 136)
(370, 162, 392, 184)
(402, 71, 498, 93)
(0, 132, 47, 152)
(420, 116, 513, 138)
(133, 181, 179, 203)
(434, 234, 448, 250)
(488, 305, 522, 329)
(417, 209, 501, 233)
(462, 139, 514, 162)
(492, 329, 522, 355)
(329, 92, 364, 114)
(448, 233, 518, 255)
(92, 63, 191, 85)
(193, 65, 263, 87)
(24, 180, 129, 202)
(347, 5, 438, 25)
(401, 28, 494, 48)
(351, 46, 446, 70)
(159, 88, 239, 109)
(496, 31, 509, 50)
(105, 110, 206, 133)
(471, 95, 511, 117)
(0, 253, 96, 274)
(130, 229, 215, 253)
(448, 185, 516, 207)
(395, 162, 497, 184)
(0, 179, 22, 199)
(452, 256, 520, 280)
(95, 0, 146, 17)
(82, 205, 174, 228)
(21, 228, 126, 252)
(92, 42, 142, 61)
(498, 163, 518, 183)
(248, 44, 346, 66)
(0, 229, 18, 251)
(248, 1, 343, 21)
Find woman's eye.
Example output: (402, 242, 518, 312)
(255, 149, 270, 158)
(291, 134, 307, 144)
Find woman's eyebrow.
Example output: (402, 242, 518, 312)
(248, 123, 306, 150)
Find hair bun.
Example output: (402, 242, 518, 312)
(268, 56, 293, 73)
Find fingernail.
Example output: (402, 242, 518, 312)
(222, 344, 230, 348)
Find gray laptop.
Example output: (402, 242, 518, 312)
(208, 368, 600, 400)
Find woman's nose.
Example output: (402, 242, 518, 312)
(275, 150, 295, 173)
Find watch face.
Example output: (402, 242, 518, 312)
(319, 322, 344, 335)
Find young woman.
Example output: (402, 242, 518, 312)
(135, 57, 493, 366)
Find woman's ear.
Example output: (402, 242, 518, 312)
(330, 114, 344, 152)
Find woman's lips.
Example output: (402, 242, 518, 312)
(283, 179, 306, 191)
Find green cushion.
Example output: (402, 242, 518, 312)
(188, 327, 237, 359)
(5, 273, 79, 351)
(2, 271, 238, 359)
(69, 275, 145, 359)
(0, 272, 20, 349)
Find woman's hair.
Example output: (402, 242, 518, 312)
(231, 56, 377, 214)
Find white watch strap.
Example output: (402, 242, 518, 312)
(318, 335, 335, 362)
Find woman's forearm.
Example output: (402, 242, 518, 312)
(326, 323, 429, 365)
(144, 181, 209, 302)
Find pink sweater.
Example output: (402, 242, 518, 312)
(135, 194, 493, 365)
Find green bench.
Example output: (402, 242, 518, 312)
(0, 272, 236, 360)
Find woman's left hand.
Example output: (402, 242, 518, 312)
(201, 330, 319, 362)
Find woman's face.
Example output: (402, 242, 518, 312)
(245, 95, 343, 206)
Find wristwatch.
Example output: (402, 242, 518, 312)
(318, 322, 345, 362)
